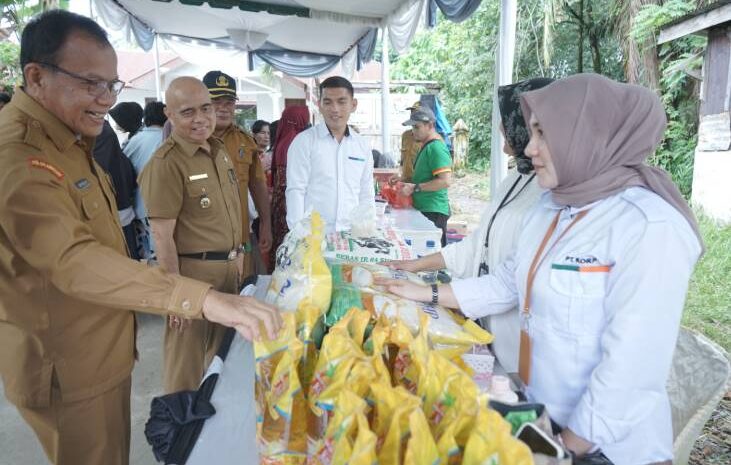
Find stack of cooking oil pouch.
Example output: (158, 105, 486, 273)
(257, 214, 533, 464)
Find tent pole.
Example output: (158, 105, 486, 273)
(490, 0, 517, 197)
(154, 33, 162, 101)
(381, 26, 391, 156)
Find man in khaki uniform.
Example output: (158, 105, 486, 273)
(203, 71, 272, 278)
(140, 76, 248, 393)
(0, 11, 281, 465)
(400, 101, 422, 181)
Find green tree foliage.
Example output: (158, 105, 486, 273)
(392, 0, 706, 197)
(0, 41, 21, 89)
(0, 1, 69, 89)
(632, 0, 706, 197)
(392, 0, 624, 169)
(391, 2, 501, 166)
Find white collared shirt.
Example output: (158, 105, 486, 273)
(451, 187, 701, 464)
(286, 123, 374, 232)
(441, 170, 545, 372)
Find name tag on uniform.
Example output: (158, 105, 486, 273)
(74, 178, 91, 190)
(348, 156, 366, 162)
(188, 173, 208, 181)
(551, 254, 613, 273)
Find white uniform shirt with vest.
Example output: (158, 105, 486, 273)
(450, 186, 701, 464)
(286, 122, 374, 232)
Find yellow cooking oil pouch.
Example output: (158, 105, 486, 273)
(309, 331, 364, 415)
(329, 307, 372, 347)
(254, 313, 298, 439)
(437, 419, 462, 465)
(403, 408, 440, 465)
(295, 303, 322, 395)
(311, 390, 368, 465)
(346, 411, 378, 465)
(373, 385, 422, 465)
(462, 407, 533, 465)
(419, 350, 480, 440)
(258, 337, 307, 464)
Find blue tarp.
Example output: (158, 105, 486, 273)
(428, 0, 483, 27)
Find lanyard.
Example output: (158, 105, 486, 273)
(518, 208, 589, 385)
(478, 173, 536, 277)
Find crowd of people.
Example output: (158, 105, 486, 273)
(0, 8, 705, 465)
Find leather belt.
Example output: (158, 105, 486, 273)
(179, 245, 245, 261)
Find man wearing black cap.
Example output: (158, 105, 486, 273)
(203, 70, 272, 277)
(396, 106, 452, 246)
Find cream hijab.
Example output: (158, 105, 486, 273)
(520, 73, 703, 248)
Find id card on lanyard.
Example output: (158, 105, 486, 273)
(519, 209, 589, 385)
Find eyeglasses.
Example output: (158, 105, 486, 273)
(37, 62, 125, 97)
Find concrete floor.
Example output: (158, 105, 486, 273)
(0, 313, 165, 465)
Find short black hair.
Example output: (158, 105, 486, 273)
(144, 101, 167, 127)
(21, 9, 111, 70)
(319, 76, 354, 98)
(251, 120, 269, 134)
(0, 92, 10, 104)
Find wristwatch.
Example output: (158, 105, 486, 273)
(431, 284, 439, 304)
(414, 183, 422, 193)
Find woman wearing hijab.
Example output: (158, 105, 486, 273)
(109, 101, 144, 147)
(387, 77, 553, 372)
(269, 106, 310, 265)
(382, 74, 703, 464)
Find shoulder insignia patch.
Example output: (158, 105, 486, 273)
(154, 138, 176, 158)
(237, 126, 255, 142)
(28, 158, 64, 180)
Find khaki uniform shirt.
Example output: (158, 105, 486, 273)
(139, 133, 242, 254)
(400, 129, 421, 182)
(220, 125, 265, 246)
(0, 89, 211, 408)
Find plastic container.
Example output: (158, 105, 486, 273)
(462, 345, 496, 393)
(387, 208, 442, 256)
(488, 375, 519, 404)
(374, 200, 388, 217)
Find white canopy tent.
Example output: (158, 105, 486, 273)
(94, 0, 516, 190)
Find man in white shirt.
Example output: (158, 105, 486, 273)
(286, 76, 374, 232)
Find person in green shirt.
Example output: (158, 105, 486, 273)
(398, 106, 453, 246)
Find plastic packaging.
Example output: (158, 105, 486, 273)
(403, 409, 440, 465)
(380, 181, 412, 209)
(349, 203, 377, 238)
(254, 314, 308, 464)
(310, 390, 368, 465)
(324, 228, 413, 264)
(266, 212, 332, 314)
(329, 262, 428, 290)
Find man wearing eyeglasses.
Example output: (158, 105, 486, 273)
(203, 71, 272, 276)
(0, 10, 281, 465)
